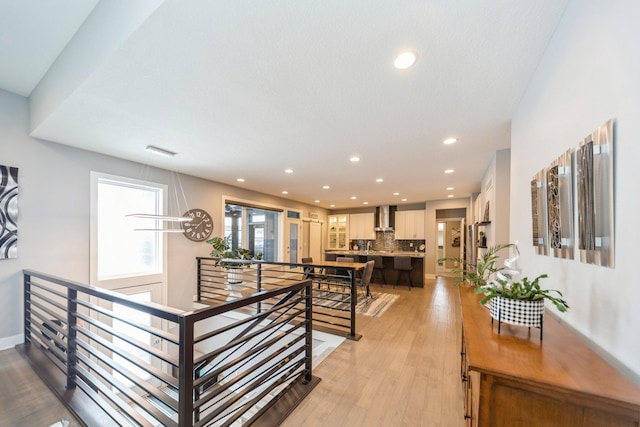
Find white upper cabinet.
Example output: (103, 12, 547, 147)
(349, 213, 375, 240)
(395, 210, 425, 239)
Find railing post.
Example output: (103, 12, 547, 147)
(349, 269, 357, 338)
(178, 315, 195, 427)
(24, 273, 31, 344)
(256, 263, 262, 314)
(66, 288, 78, 390)
(196, 258, 202, 302)
(304, 280, 313, 384)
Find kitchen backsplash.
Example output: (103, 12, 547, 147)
(350, 233, 425, 252)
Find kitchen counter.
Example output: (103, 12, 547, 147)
(324, 250, 424, 287)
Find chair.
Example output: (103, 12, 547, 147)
(394, 256, 413, 289)
(358, 260, 375, 301)
(367, 255, 386, 285)
(335, 257, 354, 294)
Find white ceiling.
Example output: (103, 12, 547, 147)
(0, 0, 569, 209)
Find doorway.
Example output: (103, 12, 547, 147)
(436, 218, 465, 276)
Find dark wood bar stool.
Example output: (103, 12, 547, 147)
(367, 255, 386, 285)
(394, 256, 413, 289)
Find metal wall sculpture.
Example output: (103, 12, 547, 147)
(530, 169, 548, 256)
(0, 165, 19, 259)
(530, 119, 614, 267)
(548, 149, 574, 260)
(577, 119, 614, 267)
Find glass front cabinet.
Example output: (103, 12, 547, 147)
(328, 214, 349, 249)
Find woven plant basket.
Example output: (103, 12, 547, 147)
(489, 297, 544, 327)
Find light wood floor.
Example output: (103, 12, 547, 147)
(0, 347, 82, 427)
(0, 276, 465, 427)
(282, 276, 466, 427)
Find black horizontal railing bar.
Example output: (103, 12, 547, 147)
(76, 324, 178, 389)
(25, 270, 184, 322)
(196, 306, 305, 370)
(74, 348, 178, 423)
(76, 314, 177, 369)
(193, 327, 306, 393)
(193, 291, 302, 347)
(72, 368, 138, 427)
(27, 287, 68, 314)
(75, 335, 179, 397)
(203, 336, 306, 407)
(75, 299, 180, 346)
(28, 299, 67, 332)
(74, 362, 169, 427)
(185, 280, 310, 322)
(197, 349, 307, 426)
(75, 350, 177, 427)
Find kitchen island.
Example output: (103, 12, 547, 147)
(325, 250, 424, 287)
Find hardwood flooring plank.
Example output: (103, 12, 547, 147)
(282, 277, 465, 427)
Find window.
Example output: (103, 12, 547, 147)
(93, 174, 166, 281)
(225, 203, 279, 261)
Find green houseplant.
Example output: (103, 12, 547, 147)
(439, 243, 513, 287)
(477, 273, 569, 313)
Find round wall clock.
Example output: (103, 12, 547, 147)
(182, 208, 214, 242)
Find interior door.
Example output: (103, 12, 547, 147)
(309, 221, 323, 263)
(285, 214, 302, 264)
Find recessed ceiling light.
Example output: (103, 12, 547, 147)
(393, 192, 400, 196)
(443, 138, 457, 145)
(282, 190, 288, 195)
(315, 200, 320, 203)
(394, 51, 418, 69)
(363, 202, 369, 205)
(237, 178, 245, 182)
(401, 198, 408, 202)
(448, 195, 454, 198)
(376, 178, 384, 183)
(350, 156, 360, 162)
(446, 187, 454, 191)
(322, 185, 330, 189)
(284, 168, 294, 174)
(330, 204, 335, 208)
(444, 169, 454, 174)
(350, 196, 357, 200)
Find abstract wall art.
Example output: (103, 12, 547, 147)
(530, 168, 548, 256)
(0, 165, 19, 259)
(577, 119, 614, 267)
(548, 149, 574, 260)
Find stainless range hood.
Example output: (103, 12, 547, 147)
(374, 205, 397, 231)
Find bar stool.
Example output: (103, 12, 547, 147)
(367, 255, 386, 285)
(394, 256, 413, 289)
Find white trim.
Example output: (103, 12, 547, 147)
(0, 334, 24, 350)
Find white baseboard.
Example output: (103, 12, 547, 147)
(0, 334, 24, 351)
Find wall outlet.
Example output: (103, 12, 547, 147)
(409, 242, 414, 247)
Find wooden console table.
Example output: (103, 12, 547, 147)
(459, 286, 640, 426)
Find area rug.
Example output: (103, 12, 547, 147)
(312, 290, 399, 318)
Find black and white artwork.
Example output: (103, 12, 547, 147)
(0, 165, 18, 259)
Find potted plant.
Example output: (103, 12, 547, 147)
(439, 243, 513, 287)
(206, 236, 252, 283)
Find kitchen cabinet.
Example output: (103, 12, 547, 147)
(394, 210, 425, 239)
(459, 286, 640, 426)
(328, 215, 349, 249)
(349, 213, 375, 240)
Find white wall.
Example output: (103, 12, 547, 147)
(0, 88, 326, 346)
(511, 0, 640, 379)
